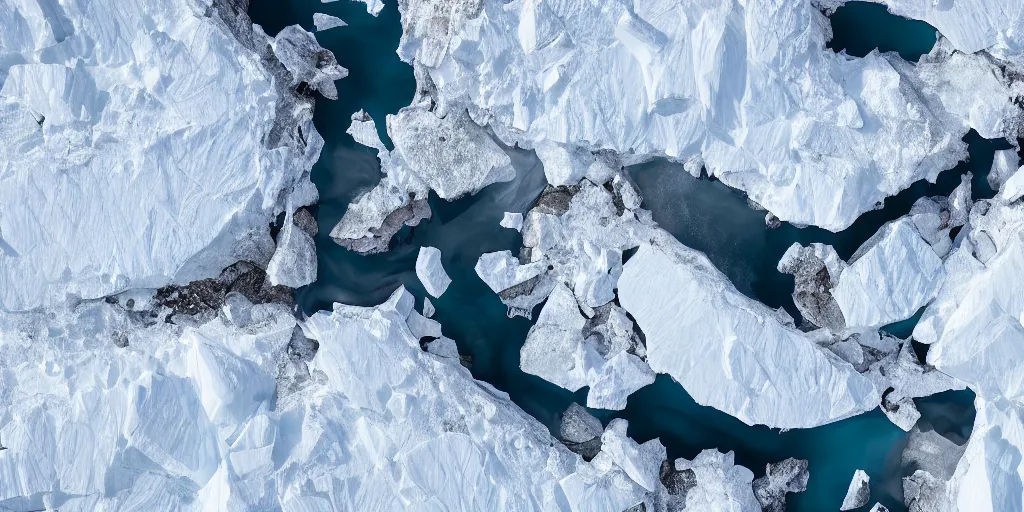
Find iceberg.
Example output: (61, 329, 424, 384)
(313, 13, 347, 32)
(331, 107, 514, 253)
(901, 165, 1024, 511)
(841, 469, 871, 510)
(266, 209, 318, 288)
(619, 229, 880, 428)
(396, 0, 1022, 231)
(520, 283, 654, 410)
(0, 284, 709, 511)
(989, 149, 1021, 191)
(666, 450, 761, 512)
(780, 216, 946, 333)
(500, 211, 524, 231)
(415, 246, 451, 297)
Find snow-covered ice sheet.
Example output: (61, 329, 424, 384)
(0, 286, 691, 510)
(0, 0, 336, 311)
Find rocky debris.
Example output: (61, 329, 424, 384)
(777, 243, 847, 332)
(156, 262, 293, 322)
(558, 403, 604, 461)
(292, 207, 319, 237)
(840, 469, 871, 511)
(416, 246, 452, 297)
(272, 25, 348, 100)
(752, 458, 810, 512)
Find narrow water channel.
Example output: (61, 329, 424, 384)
(248, 2, 1000, 509)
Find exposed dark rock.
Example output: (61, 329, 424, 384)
(558, 403, 604, 461)
(753, 458, 809, 512)
(155, 261, 294, 321)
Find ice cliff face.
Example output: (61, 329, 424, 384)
(0, 0, 335, 311)
(395, 0, 1023, 231)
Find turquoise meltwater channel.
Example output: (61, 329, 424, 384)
(248, 2, 1004, 510)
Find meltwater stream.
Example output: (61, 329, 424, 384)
(249, 2, 1007, 510)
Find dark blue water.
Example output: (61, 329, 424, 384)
(827, 2, 938, 61)
(248, 2, 989, 510)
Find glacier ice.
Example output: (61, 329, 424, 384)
(0, 0, 337, 312)
(619, 229, 881, 428)
(988, 149, 1021, 191)
(841, 469, 871, 510)
(782, 216, 946, 333)
(520, 283, 654, 410)
(667, 450, 762, 512)
(415, 246, 451, 297)
(1, 282, 732, 511)
(395, 0, 1023, 231)
(899, 164, 1024, 511)
(266, 209, 318, 288)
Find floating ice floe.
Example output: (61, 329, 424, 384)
(313, 13, 347, 31)
(500, 211, 524, 231)
(331, 108, 515, 253)
(416, 246, 451, 297)
(841, 469, 871, 510)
